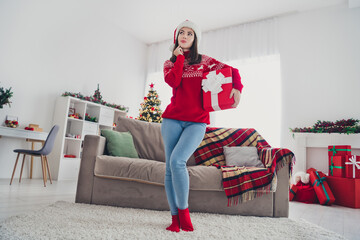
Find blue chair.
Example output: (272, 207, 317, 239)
(10, 125, 59, 187)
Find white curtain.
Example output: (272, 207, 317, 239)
(146, 17, 278, 74)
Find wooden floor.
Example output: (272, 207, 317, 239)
(0, 179, 359, 239)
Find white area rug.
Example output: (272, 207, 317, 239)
(0, 201, 345, 240)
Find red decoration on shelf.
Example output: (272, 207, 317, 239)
(68, 113, 82, 119)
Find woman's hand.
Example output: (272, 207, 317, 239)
(230, 88, 241, 108)
(173, 46, 183, 56)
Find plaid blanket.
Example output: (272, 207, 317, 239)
(193, 127, 295, 206)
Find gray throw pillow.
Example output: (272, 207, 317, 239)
(223, 146, 264, 167)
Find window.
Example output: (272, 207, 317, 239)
(213, 55, 281, 147)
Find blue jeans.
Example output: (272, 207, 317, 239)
(161, 118, 206, 215)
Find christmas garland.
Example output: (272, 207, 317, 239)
(290, 118, 360, 134)
(62, 91, 129, 112)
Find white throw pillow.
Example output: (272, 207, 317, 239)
(223, 146, 264, 167)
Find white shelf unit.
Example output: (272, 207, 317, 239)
(49, 96, 127, 180)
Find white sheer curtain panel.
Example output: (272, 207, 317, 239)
(146, 17, 278, 74)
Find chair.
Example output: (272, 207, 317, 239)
(10, 125, 59, 187)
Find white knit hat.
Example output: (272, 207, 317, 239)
(169, 20, 201, 52)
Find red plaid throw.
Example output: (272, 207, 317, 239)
(194, 127, 295, 205)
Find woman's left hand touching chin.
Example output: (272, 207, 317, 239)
(230, 89, 241, 108)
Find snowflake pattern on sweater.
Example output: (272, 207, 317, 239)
(164, 55, 226, 79)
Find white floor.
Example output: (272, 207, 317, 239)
(1, 179, 359, 240)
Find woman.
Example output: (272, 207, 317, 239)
(161, 20, 243, 232)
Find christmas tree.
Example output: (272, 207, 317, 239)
(93, 84, 102, 103)
(138, 83, 163, 123)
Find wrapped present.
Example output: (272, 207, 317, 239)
(309, 170, 335, 205)
(328, 145, 351, 157)
(345, 155, 360, 179)
(306, 168, 317, 174)
(293, 182, 318, 204)
(289, 185, 298, 201)
(327, 176, 360, 208)
(328, 155, 346, 177)
(202, 68, 235, 112)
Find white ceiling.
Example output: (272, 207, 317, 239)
(86, 0, 348, 45)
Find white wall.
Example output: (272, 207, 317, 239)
(278, 5, 360, 173)
(0, 1, 147, 178)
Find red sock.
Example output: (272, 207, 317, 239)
(166, 215, 180, 232)
(178, 208, 194, 232)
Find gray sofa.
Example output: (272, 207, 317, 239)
(75, 116, 290, 217)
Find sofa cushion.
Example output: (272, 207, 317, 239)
(95, 156, 223, 191)
(100, 130, 139, 158)
(188, 165, 223, 191)
(116, 116, 165, 162)
(94, 155, 165, 186)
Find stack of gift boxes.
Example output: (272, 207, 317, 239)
(290, 145, 360, 208)
(326, 145, 360, 208)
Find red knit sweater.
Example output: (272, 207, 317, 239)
(162, 51, 243, 125)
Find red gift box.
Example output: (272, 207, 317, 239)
(328, 156, 346, 177)
(309, 170, 335, 205)
(327, 176, 360, 208)
(202, 68, 235, 112)
(289, 185, 298, 201)
(345, 155, 360, 179)
(293, 182, 318, 204)
(328, 145, 351, 157)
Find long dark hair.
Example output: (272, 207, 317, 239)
(170, 32, 202, 65)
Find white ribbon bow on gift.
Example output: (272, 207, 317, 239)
(345, 155, 360, 178)
(202, 71, 225, 94)
(202, 71, 232, 111)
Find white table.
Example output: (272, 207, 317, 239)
(293, 133, 360, 172)
(0, 126, 49, 178)
(0, 126, 48, 140)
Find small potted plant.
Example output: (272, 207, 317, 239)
(0, 85, 13, 109)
